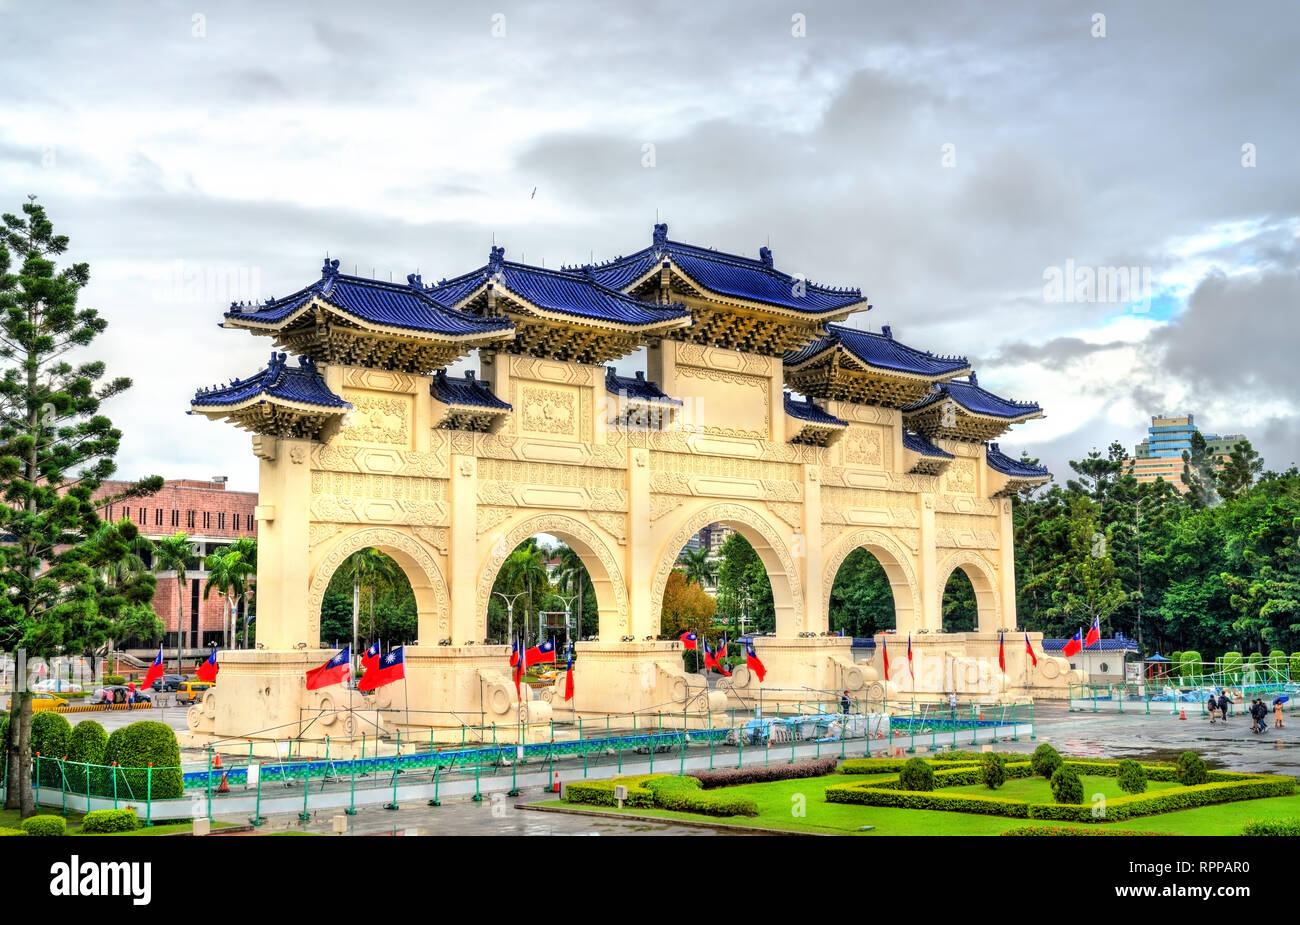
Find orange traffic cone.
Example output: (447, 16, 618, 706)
(212, 752, 223, 769)
(552, 771, 560, 793)
(217, 771, 230, 794)
(1178, 708, 1187, 720)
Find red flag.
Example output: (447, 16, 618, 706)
(1062, 629, 1084, 658)
(744, 643, 766, 683)
(358, 646, 405, 692)
(564, 653, 574, 701)
(1084, 618, 1101, 649)
(195, 647, 219, 682)
(140, 647, 164, 690)
(715, 637, 732, 678)
(306, 645, 351, 690)
(882, 637, 890, 682)
(907, 634, 913, 675)
(525, 639, 557, 667)
(702, 640, 719, 671)
(998, 633, 1006, 675)
(1025, 633, 1038, 668)
(679, 631, 698, 650)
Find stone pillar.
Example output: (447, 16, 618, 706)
(252, 435, 313, 650)
(998, 497, 1016, 631)
(917, 494, 938, 632)
(447, 455, 479, 643)
(800, 464, 823, 633)
(624, 447, 652, 640)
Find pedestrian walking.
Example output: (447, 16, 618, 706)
(949, 690, 958, 719)
(126, 680, 135, 711)
(840, 690, 851, 715)
(1275, 699, 1285, 729)
(1218, 692, 1230, 723)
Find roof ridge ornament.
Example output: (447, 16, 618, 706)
(407, 273, 423, 289)
(487, 245, 506, 275)
(969, 371, 978, 387)
(321, 258, 340, 279)
(652, 222, 668, 249)
(758, 245, 773, 269)
(882, 324, 893, 340)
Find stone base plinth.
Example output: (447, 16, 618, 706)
(860, 632, 1081, 702)
(547, 640, 725, 722)
(719, 636, 873, 708)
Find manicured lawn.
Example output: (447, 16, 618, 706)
(1, 807, 232, 835)
(946, 774, 1179, 802)
(541, 774, 1300, 836)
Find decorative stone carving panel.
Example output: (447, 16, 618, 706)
(339, 390, 412, 447)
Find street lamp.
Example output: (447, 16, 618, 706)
(494, 591, 527, 645)
(553, 591, 579, 661)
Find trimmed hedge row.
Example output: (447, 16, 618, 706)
(1001, 826, 1163, 836)
(826, 783, 1032, 817)
(1241, 818, 1300, 836)
(565, 774, 757, 817)
(564, 774, 660, 808)
(21, 815, 66, 836)
(692, 757, 837, 789)
(0, 827, 26, 837)
(81, 809, 141, 833)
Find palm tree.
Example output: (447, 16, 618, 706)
(204, 546, 255, 648)
(497, 540, 549, 644)
(681, 546, 717, 589)
(154, 532, 195, 672)
(90, 519, 155, 668)
(340, 548, 401, 649)
(553, 544, 593, 640)
(227, 536, 258, 648)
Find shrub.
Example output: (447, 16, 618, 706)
(1290, 653, 1300, 679)
(1050, 766, 1083, 804)
(1169, 650, 1182, 666)
(1001, 826, 1162, 836)
(981, 753, 1007, 790)
(682, 650, 702, 673)
(1241, 818, 1300, 836)
(1176, 751, 1208, 786)
(0, 712, 8, 751)
(644, 775, 701, 796)
(1267, 650, 1286, 674)
(1246, 652, 1262, 664)
(104, 675, 126, 686)
(565, 775, 661, 808)
(66, 720, 109, 793)
(21, 814, 66, 836)
(81, 809, 141, 833)
(0, 827, 26, 836)
(1179, 651, 1201, 678)
(104, 721, 183, 799)
(1031, 743, 1062, 779)
(1221, 652, 1243, 680)
(1029, 776, 1295, 824)
(899, 757, 935, 792)
(1116, 759, 1147, 794)
(826, 782, 1030, 816)
(693, 757, 836, 789)
(652, 787, 758, 817)
(31, 712, 72, 787)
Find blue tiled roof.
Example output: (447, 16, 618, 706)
(786, 324, 969, 377)
(579, 224, 865, 314)
(902, 430, 954, 459)
(429, 248, 691, 329)
(431, 370, 511, 410)
(606, 368, 682, 405)
(903, 372, 1042, 419)
(985, 443, 1050, 478)
(1041, 638, 1139, 653)
(224, 259, 513, 338)
(783, 392, 847, 427)
(192, 352, 349, 410)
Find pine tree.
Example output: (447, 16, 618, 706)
(1180, 431, 1219, 509)
(0, 197, 161, 816)
(1216, 439, 1263, 501)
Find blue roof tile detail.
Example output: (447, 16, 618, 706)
(427, 247, 691, 329)
(902, 430, 954, 459)
(985, 443, 1050, 478)
(783, 392, 847, 427)
(1041, 637, 1139, 652)
(431, 370, 511, 410)
(577, 224, 865, 314)
(192, 352, 349, 410)
(903, 372, 1042, 419)
(224, 259, 513, 338)
(606, 368, 682, 405)
(786, 324, 969, 377)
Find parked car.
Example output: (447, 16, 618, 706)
(93, 685, 152, 706)
(175, 681, 213, 704)
(33, 679, 83, 694)
(31, 693, 68, 712)
(150, 674, 185, 692)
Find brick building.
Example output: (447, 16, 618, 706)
(93, 478, 258, 657)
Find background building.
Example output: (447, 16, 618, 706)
(93, 478, 257, 657)
(1125, 414, 1246, 491)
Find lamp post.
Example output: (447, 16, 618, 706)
(553, 591, 579, 661)
(494, 591, 527, 645)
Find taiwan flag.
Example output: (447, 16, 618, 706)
(702, 640, 719, 672)
(564, 653, 575, 702)
(882, 637, 890, 682)
(141, 647, 165, 690)
(525, 639, 557, 667)
(998, 633, 1006, 675)
(907, 635, 913, 675)
(1025, 633, 1038, 668)
(306, 645, 351, 690)
(744, 643, 766, 683)
(1062, 629, 1084, 658)
(1084, 618, 1101, 649)
(715, 637, 731, 678)
(359, 646, 405, 692)
(679, 631, 698, 650)
(509, 637, 521, 668)
(195, 647, 219, 682)
(512, 636, 524, 698)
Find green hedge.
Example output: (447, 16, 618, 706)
(104, 721, 183, 800)
(1267, 650, 1286, 673)
(0, 827, 26, 837)
(81, 809, 141, 833)
(1222, 652, 1243, 679)
(21, 814, 66, 836)
(564, 774, 659, 808)
(1241, 818, 1300, 836)
(104, 675, 126, 686)
(32, 712, 72, 787)
(652, 787, 758, 817)
(1117, 759, 1147, 794)
(566, 774, 757, 817)
(899, 757, 935, 791)
(1290, 653, 1300, 678)
(1001, 826, 1162, 836)
(66, 720, 109, 793)
(826, 782, 1031, 817)
(1031, 743, 1062, 779)
(1026, 777, 1296, 823)
(1179, 651, 1201, 678)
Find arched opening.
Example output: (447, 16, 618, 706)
(651, 504, 802, 638)
(485, 535, 598, 659)
(941, 568, 978, 633)
(318, 548, 417, 648)
(828, 548, 896, 637)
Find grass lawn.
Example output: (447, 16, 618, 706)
(946, 774, 1179, 802)
(1, 807, 232, 835)
(540, 774, 1300, 836)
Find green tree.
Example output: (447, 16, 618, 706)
(828, 548, 895, 636)
(715, 532, 774, 634)
(1046, 498, 1128, 636)
(553, 543, 596, 641)
(153, 532, 194, 672)
(660, 570, 717, 642)
(203, 544, 254, 648)
(1180, 431, 1219, 509)
(1217, 439, 1263, 502)
(941, 568, 978, 632)
(339, 548, 401, 645)
(0, 197, 160, 817)
(491, 539, 550, 644)
(679, 545, 717, 589)
(227, 536, 257, 648)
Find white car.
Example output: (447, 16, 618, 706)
(32, 679, 83, 693)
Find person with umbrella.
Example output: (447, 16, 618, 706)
(1275, 695, 1288, 729)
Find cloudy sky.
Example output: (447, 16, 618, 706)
(1, 0, 1296, 489)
